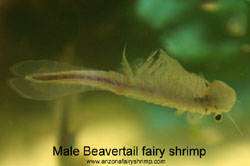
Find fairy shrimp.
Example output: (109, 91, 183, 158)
(8, 48, 241, 134)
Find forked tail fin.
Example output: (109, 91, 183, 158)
(10, 60, 84, 77)
(8, 60, 92, 100)
(226, 112, 243, 136)
(8, 78, 92, 100)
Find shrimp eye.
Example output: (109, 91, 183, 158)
(214, 114, 222, 122)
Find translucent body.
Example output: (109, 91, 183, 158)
(9, 49, 236, 116)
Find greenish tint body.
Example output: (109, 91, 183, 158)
(9, 49, 236, 117)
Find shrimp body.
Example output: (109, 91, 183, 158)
(9, 49, 236, 116)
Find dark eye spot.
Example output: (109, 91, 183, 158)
(215, 114, 222, 122)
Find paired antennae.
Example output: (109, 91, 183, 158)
(225, 112, 243, 136)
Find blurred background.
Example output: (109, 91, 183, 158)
(0, 0, 249, 165)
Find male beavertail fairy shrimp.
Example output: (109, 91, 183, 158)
(8, 49, 242, 135)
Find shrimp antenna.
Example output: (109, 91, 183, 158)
(225, 112, 243, 136)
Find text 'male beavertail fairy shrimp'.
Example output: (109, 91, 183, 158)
(8, 48, 242, 135)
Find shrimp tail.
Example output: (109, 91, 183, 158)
(8, 78, 93, 100)
(8, 60, 93, 100)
